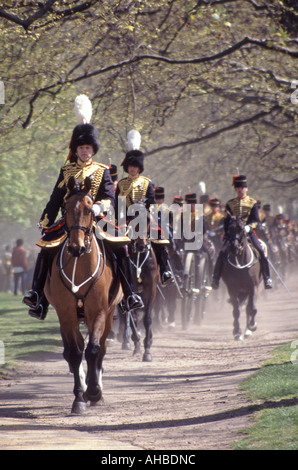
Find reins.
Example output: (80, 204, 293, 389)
(129, 238, 151, 279)
(225, 217, 257, 270)
(57, 185, 106, 321)
(227, 243, 255, 269)
(59, 237, 102, 293)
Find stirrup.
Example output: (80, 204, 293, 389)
(23, 290, 40, 309)
(28, 303, 48, 321)
(161, 271, 174, 286)
(126, 294, 144, 312)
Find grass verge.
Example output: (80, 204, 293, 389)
(0, 293, 61, 378)
(234, 342, 298, 450)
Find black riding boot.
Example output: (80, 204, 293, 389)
(152, 244, 174, 285)
(260, 255, 272, 289)
(114, 247, 144, 312)
(23, 249, 50, 320)
(211, 251, 225, 289)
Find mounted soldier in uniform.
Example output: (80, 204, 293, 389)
(115, 130, 173, 286)
(205, 198, 224, 255)
(211, 175, 272, 290)
(23, 95, 143, 319)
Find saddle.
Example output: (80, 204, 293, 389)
(36, 217, 131, 249)
(36, 218, 67, 248)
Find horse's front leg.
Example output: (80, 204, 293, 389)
(143, 299, 153, 362)
(61, 329, 87, 415)
(245, 289, 258, 338)
(230, 295, 242, 341)
(84, 312, 108, 405)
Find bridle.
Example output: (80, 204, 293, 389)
(64, 189, 95, 253)
(59, 188, 104, 295)
(226, 217, 255, 269)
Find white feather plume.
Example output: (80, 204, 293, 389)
(74, 94, 92, 124)
(127, 129, 141, 150)
(199, 181, 206, 194)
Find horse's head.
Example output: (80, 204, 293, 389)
(226, 214, 247, 256)
(64, 176, 94, 257)
(134, 237, 150, 254)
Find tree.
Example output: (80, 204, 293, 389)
(0, 0, 297, 229)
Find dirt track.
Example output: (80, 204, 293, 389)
(0, 272, 297, 450)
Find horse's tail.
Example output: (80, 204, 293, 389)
(108, 279, 122, 315)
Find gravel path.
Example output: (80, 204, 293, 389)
(0, 272, 297, 450)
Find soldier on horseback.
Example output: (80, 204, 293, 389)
(115, 130, 174, 286)
(211, 175, 272, 290)
(23, 97, 144, 319)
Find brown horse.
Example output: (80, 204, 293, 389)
(221, 215, 261, 340)
(44, 176, 122, 414)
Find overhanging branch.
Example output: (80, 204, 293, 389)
(145, 105, 281, 156)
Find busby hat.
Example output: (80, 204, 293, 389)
(154, 186, 165, 199)
(68, 95, 100, 161)
(199, 194, 209, 203)
(70, 123, 100, 155)
(109, 164, 118, 182)
(209, 197, 220, 207)
(232, 175, 248, 188)
(121, 130, 144, 173)
(185, 193, 197, 203)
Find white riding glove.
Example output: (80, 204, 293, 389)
(92, 203, 105, 217)
(207, 230, 216, 237)
(244, 225, 251, 234)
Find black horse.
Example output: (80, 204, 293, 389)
(118, 236, 159, 362)
(221, 216, 262, 340)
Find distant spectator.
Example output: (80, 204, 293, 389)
(11, 239, 28, 295)
(2, 245, 13, 292)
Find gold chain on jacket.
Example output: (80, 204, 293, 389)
(58, 161, 109, 200)
(226, 196, 258, 228)
(118, 175, 150, 207)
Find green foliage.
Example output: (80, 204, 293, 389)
(0, 0, 297, 232)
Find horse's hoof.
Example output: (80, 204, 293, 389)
(122, 341, 131, 350)
(71, 400, 87, 415)
(133, 343, 141, 356)
(234, 333, 243, 341)
(83, 389, 102, 404)
(143, 352, 152, 362)
(244, 329, 252, 338)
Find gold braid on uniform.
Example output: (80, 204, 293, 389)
(226, 196, 258, 229)
(118, 175, 150, 206)
(58, 162, 110, 210)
